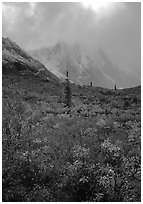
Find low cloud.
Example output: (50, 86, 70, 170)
(2, 2, 141, 78)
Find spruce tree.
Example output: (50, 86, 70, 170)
(64, 71, 72, 109)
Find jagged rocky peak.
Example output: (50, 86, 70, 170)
(29, 41, 140, 88)
(29, 41, 115, 87)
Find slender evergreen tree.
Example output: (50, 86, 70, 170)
(64, 71, 72, 109)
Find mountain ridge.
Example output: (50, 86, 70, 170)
(29, 42, 115, 88)
(29, 41, 140, 89)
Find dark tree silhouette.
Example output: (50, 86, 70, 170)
(64, 71, 72, 109)
(114, 84, 117, 90)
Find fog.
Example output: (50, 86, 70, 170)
(2, 2, 141, 79)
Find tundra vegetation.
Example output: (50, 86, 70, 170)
(2, 72, 141, 202)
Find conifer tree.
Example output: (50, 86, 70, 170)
(64, 71, 72, 109)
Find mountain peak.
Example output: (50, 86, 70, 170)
(29, 42, 115, 87)
(29, 41, 140, 88)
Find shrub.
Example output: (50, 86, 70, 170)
(123, 100, 130, 109)
(132, 95, 138, 104)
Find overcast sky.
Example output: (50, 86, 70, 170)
(2, 2, 141, 77)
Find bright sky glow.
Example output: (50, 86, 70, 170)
(28, 2, 36, 16)
(81, 0, 112, 13)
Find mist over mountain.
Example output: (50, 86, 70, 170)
(2, 2, 140, 89)
(29, 42, 140, 89)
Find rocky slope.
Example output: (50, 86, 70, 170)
(2, 37, 60, 83)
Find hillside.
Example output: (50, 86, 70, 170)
(2, 37, 60, 83)
(2, 38, 141, 202)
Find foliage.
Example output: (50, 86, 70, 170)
(2, 75, 141, 202)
